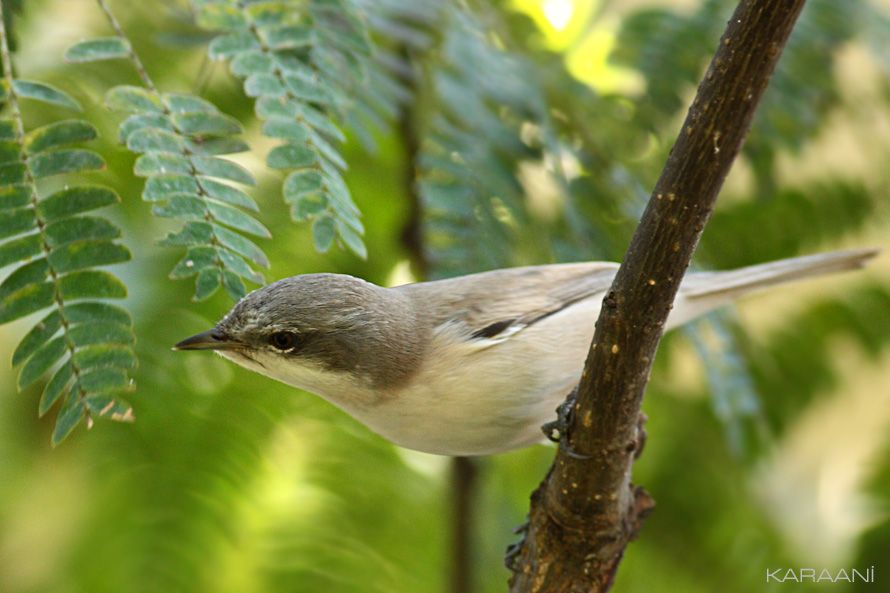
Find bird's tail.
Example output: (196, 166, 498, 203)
(670, 248, 879, 327)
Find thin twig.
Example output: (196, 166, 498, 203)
(449, 456, 478, 593)
(95, 0, 158, 92)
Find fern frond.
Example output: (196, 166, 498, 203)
(345, 0, 436, 151)
(0, 7, 135, 445)
(417, 9, 545, 278)
(68, 0, 269, 302)
(686, 311, 767, 458)
(191, 0, 370, 259)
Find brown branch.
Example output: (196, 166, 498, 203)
(450, 456, 479, 593)
(398, 46, 429, 280)
(508, 1, 807, 591)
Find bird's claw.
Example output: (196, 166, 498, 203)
(541, 388, 591, 460)
(504, 520, 529, 571)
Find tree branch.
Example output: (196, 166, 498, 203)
(508, 1, 808, 591)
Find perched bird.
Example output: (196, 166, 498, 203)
(176, 249, 877, 456)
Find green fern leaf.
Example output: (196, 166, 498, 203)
(11, 79, 81, 110)
(64, 37, 131, 63)
(0, 68, 135, 444)
(193, 0, 372, 259)
(24, 120, 98, 153)
(71, 7, 270, 301)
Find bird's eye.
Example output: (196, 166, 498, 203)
(269, 331, 299, 351)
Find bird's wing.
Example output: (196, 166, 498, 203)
(395, 263, 619, 344)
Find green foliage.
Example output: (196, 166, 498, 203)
(64, 37, 131, 62)
(66, 3, 269, 301)
(119, 89, 267, 301)
(193, 0, 371, 259)
(0, 25, 135, 444)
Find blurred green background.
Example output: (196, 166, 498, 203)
(0, 0, 889, 592)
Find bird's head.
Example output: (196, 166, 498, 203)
(174, 273, 424, 400)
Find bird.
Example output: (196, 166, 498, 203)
(175, 248, 877, 456)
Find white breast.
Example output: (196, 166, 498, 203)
(356, 299, 602, 455)
(354, 289, 716, 456)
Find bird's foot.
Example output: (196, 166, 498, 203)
(541, 387, 591, 460)
(504, 521, 529, 571)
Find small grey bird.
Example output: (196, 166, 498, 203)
(176, 249, 877, 456)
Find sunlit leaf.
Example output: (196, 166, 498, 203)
(13, 79, 80, 110)
(25, 120, 98, 154)
(191, 155, 255, 185)
(17, 335, 66, 390)
(245, 73, 287, 98)
(194, 267, 221, 301)
(336, 217, 367, 259)
(169, 246, 218, 279)
(0, 233, 42, 269)
(0, 260, 48, 310)
(105, 85, 164, 113)
(163, 93, 218, 114)
(11, 306, 59, 366)
(268, 143, 316, 169)
(221, 269, 246, 300)
(64, 37, 131, 63)
(119, 113, 174, 143)
(73, 344, 137, 371)
(172, 112, 242, 136)
(39, 362, 72, 416)
(159, 221, 214, 247)
(0, 206, 36, 240)
(134, 152, 192, 177)
(29, 149, 105, 178)
(37, 186, 119, 222)
(69, 321, 134, 347)
(0, 281, 55, 323)
(0, 183, 31, 209)
(58, 270, 127, 300)
(312, 215, 335, 252)
(45, 216, 120, 247)
(200, 178, 259, 211)
(212, 224, 268, 267)
(48, 240, 131, 273)
(126, 128, 186, 154)
(52, 397, 85, 446)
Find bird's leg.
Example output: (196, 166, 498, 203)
(541, 387, 591, 460)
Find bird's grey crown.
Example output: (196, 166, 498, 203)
(219, 274, 376, 334)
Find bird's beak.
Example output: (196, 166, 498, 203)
(174, 329, 240, 351)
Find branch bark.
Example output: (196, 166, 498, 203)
(508, 1, 807, 591)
